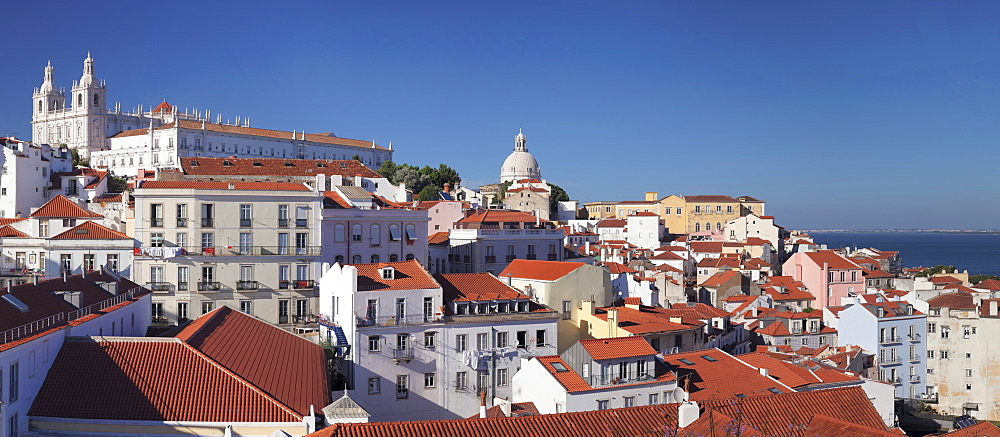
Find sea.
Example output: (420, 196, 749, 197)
(807, 231, 1000, 277)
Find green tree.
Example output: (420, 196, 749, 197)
(914, 265, 958, 278)
(106, 174, 129, 193)
(417, 185, 441, 201)
(547, 183, 570, 217)
(395, 167, 431, 193)
(969, 275, 1000, 285)
(352, 154, 362, 161)
(70, 148, 89, 167)
(377, 160, 398, 183)
(425, 163, 461, 188)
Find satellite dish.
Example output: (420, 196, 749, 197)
(672, 387, 688, 403)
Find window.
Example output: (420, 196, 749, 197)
(369, 335, 381, 351)
(562, 300, 572, 320)
(424, 332, 436, 348)
(497, 368, 509, 387)
(239, 233, 252, 255)
(963, 326, 971, 339)
(296, 232, 308, 255)
(201, 203, 214, 227)
(370, 224, 381, 246)
(424, 372, 436, 388)
(278, 205, 289, 227)
(695, 223, 701, 232)
(477, 370, 489, 392)
(334, 224, 345, 242)
(150, 203, 164, 227)
(694, 205, 701, 214)
(178, 302, 188, 321)
(624, 396, 635, 408)
(396, 375, 408, 399)
(536, 329, 546, 346)
(295, 205, 308, 228)
(151, 302, 164, 318)
(928, 323, 936, 333)
(476, 333, 489, 350)
(239, 204, 252, 227)
(38, 220, 49, 237)
(368, 377, 381, 394)
(941, 350, 949, 360)
(240, 300, 253, 315)
(496, 331, 508, 347)
(389, 224, 401, 241)
(202, 301, 215, 314)
(352, 224, 362, 242)
(649, 393, 659, 405)
(423, 297, 434, 322)
(150, 232, 164, 248)
(966, 368, 973, 377)
(597, 399, 610, 410)
(967, 384, 972, 391)
(176, 204, 188, 227)
(456, 334, 467, 352)
(83, 254, 95, 271)
(455, 371, 468, 391)
(942, 326, 950, 339)
(9, 361, 19, 402)
(927, 350, 934, 359)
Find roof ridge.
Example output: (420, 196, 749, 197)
(178, 339, 303, 420)
(729, 349, 797, 393)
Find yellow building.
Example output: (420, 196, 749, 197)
(584, 201, 619, 219)
(657, 194, 765, 234)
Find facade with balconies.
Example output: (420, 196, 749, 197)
(132, 180, 323, 327)
(836, 295, 927, 399)
(447, 210, 564, 274)
(320, 187, 429, 268)
(318, 261, 559, 422)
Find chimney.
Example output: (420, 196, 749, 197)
(479, 390, 488, 419)
(669, 316, 683, 324)
(495, 397, 512, 417)
(625, 299, 641, 310)
(607, 308, 619, 336)
(581, 300, 594, 315)
(759, 367, 769, 377)
(990, 300, 998, 317)
(645, 192, 659, 201)
(678, 401, 700, 428)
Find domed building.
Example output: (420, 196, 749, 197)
(500, 128, 541, 183)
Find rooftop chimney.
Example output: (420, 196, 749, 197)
(495, 397, 512, 418)
(991, 300, 998, 317)
(479, 390, 487, 419)
(678, 401, 700, 428)
(759, 367, 769, 377)
(581, 300, 594, 315)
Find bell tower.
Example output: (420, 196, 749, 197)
(32, 61, 66, 144)
(70, 52, 108, 156)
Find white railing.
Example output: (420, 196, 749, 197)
(67, 287, 141, 320)
(0, 313, 66, 344)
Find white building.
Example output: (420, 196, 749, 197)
(448, 210, 565, 274)
(0, 138, 74, 219)
(834, 296, 927, 399)
(511, 336, 678, 414)
(725, 213, 782, 255)
(318, 261, 559, 421)
(625, 212, 664, 250)
(0, 271, 152, 437)
(131, 180, 324, 326)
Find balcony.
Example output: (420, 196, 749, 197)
(278, 218, 289, 228)
(146, 282, 173, 293)
(177, 282, 189, 291)
(908, 333, 921, 342)
(240, 219, 252, 227)
(137, 246, 323, 257)
(197, 281, 221, 292)
(879, 336, 901, 345)
(176, 218, 187, 227)
(589, 372, 655, 388)
(357, 315, 430, 328)
(909, 375, 921, 383)
(150, 218, 163, 227)
(392, 347, 415, 362)
(506, 255, 516, 262)
(526, 254, 537, 260)
(292, 280, 315, 290)
(880, 356, 901, 366)
(909, 354, 921, 363)
(485, 255, 496, 263)
(296, 219, 307, 228)
(548, 254, 558, 261)
(201, 218, 214, 227)
(236, 280, 259, 291)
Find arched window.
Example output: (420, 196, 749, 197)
(335, 255, 344, 264)
(705, 223, 711, 232)
(371, 254, 380, 263)
(406, 254, 415, 261)
(389, 224, 400, 242)
(351, 224, 362, 242)
(405, 224, 417, 241)
(94, 94, 99, 107)
(37, 101, 42, 113)
(334, 224, 345, 243)
(352, 255, 362, 264)
(78, 94, 83, 107)
(370, 224, 381, 246)
(695, 223, 701, 232)
(716, 222, 722, 231)
(389, 254, 399, 262)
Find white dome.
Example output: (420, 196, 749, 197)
(500, 128, 541, 183)
(501, 151, 541, 183)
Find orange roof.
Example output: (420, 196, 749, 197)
(173, 306, 330, 416)
(458, 210, 549, 224)
(630, 211, 659, 217)
(927, 292, 978, 310)
(744, 237, 770, 246)
(427, 231, 450, 245)
(668, 302, 730, 320)
(113, 119, 390, 151)
(929, 275, 962, 284)
(595, 218, 626, 227)
(151, 100, 173, 113)
(535, 356, 590, 392)
(50, 220, 131, 240)
(352, 260, 439, 291)
(305, 386, 889, 437)
(29, 195, 104, 218)
(974, 279, 1000, 291)
(593, 306, 702, 335)
(139, 180, 310, 191)
(0, 225, 29, 238)
(690, 241, 724, 253)
(602, 261, 637, 274)
(322, 191, 352, 208)
(805, 414, 901, 437)
(649, 251, 685, 261)
(664, 349, 795, 400)
(803, 252, 862, 270)
(579, 336, 656, 361)
(181, 157, 381, 178)
(701, 270, 741, 288)
(436, 273, 530, 302)
(0, 218, 27, 226)
(499, 259, 585, 281)
(623, 297, 642, 305)
(944, 421, 1000, 436)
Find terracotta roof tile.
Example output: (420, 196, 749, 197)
(930, 275, 962, 284)
(0, 218, 27, 226)
(668, 302, 730, 319)
(139, 180, 311, 191)
(974, 279, 1000, 291)
(466, 402, 541, 419)
(323, 191, 352, 208)
(50, 220, 132, 240)
(927, 292, 978, 310)
(173, 306, 330, 416)
(352, 260, 439, 292)
(701, 270, 741, 288)
(595, 218, 626, 227)
(181, 157, 381, 178)
(29, 194, 104, 218)
(499, 259, 586, 281)
(805, 414, 901, 436)
(458, 210, 549, 224)
(944, 421, 1000, 436)
(536, 356, 591, 392)
(602, 261, 637, 274)
(113, 119, 389, 150)
(0, 225, 29, 238)
(579, 336, 656, 361)
(664, 349, 795, 400)
(803, 252, 862, 270)
(593, 306, 701, 335)
(690, 241, 725, 253)
(427, 231, 450, 245)
(436, 273, 531, 302)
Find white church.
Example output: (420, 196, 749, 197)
(30, 54, 394, 174)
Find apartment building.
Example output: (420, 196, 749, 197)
(784, 251, 865, 309)
(751, 309, 838, 350)
(447, 210, 564, 274)
(0, 138, 74, 219)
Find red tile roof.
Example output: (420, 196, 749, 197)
(803, 252, 862, 270)
(535, 356, 590, 392)
(690, 241, 724, 253)
(50, 220, 131, 240)
(436, 273, 530, 302)
(174, 306, 330, 416)
(593, 305, 702, 335)
(579, 336, 657, 361)
(139, 180, 311, 191)
(929, 275, 962, 284)
(602, 261, 637, 274)
(181, 157, 381, 178)
(595, 218, 626, 227)
(664, 349, 795, 400)
(28, 337, 303, 423)
(944, 421, 1000, 436)
(29, 194, 104, 218)
(458, 210, 549, 224)
(114, 119, 390, 150)
(630, 211, 659, 216)
(701, 270, 741, 288)
(668, 302, 730, 320)
(974, 279, 1000, 291)
(306, 386, 888, 437)
(0, 225, 29, 238)
(804, 414, 901, 437)
(352, 260, 440, 291)
(427, 231, 450, 245)
(466, 402, 541, 419)
(0, 218, 27, 226)
(927, 292, 978, 310)
(649, 251, 685, 260)
(499, 259, 585, 281)
(323, 191, 352, 208)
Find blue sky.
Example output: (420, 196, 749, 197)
(3, 1, 999, 229)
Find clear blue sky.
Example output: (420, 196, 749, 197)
(3, 1, 999, 229)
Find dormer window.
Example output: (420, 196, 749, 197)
(455, 303, 468, 315)
(252, 161, 262, 166)
(877, 307, 885, 317)
(222, 160, 232, 166)
(497, 302, 509, 313)
(380, 267, 395, 280)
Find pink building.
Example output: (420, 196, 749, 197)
(414, 200, 467, 234)
(783, 251, 864, 310)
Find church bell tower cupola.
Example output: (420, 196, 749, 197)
(33, 61, 65, 116)
(72, 52, 106, 113)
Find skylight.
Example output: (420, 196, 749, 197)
(2, 294, 29, 313)
(678, 358, 695, 365)
(700, 355, 718, 362)
(768, 388, 782, 394)
(550, 362, 569, 372)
